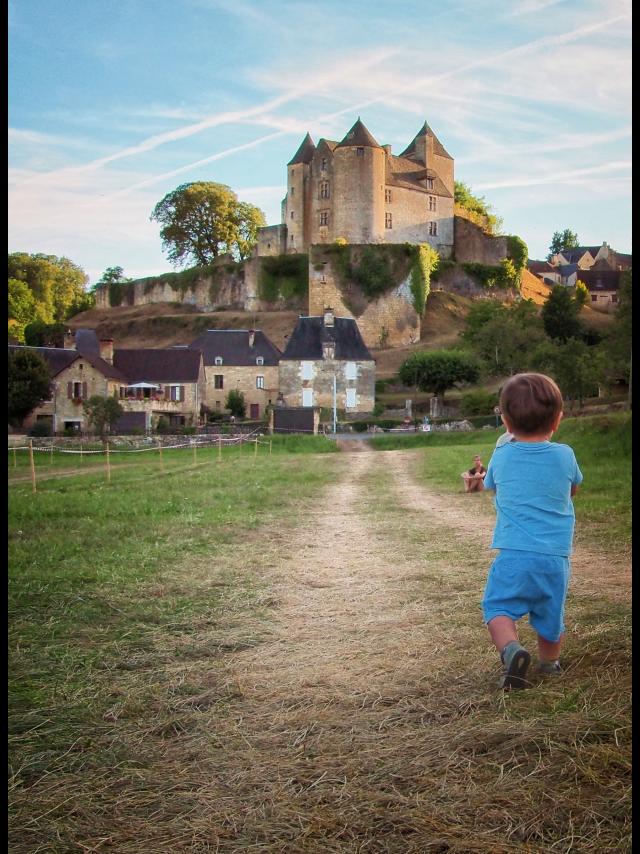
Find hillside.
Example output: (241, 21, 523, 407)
(68, 282, 615, 381)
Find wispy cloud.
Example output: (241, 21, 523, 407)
(475, 159, 631, 190)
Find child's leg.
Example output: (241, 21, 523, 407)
(538, 633, 562, 663)
(487, 615, 519, 652)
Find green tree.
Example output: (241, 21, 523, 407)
(8, 278, 38, 342)
(83, 395, 124, 437)
(398, 349, 480, 407)
(574, 280, 589, 308)
(461, 299, 507, 344)
(8, 349, 52, 428)
(547, 229, 579, 260)
(8, 252, 90, 322)
(506, 235, 529, 276)
(598, 269, 632, 389)
(454, 181, 503, 235)
(24, 320, 67, 348)
(541, 285, 583, 342)
(531, 338, 600, 409)
(150, 182, 266, 267)
(225, 389, 247, 419)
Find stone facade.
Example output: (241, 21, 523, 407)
(452, 216, 508, 265)
(202, 364, 280, 419)
(278, 358, 375, 414)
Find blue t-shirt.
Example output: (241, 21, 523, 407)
(484, 441, 583, 556)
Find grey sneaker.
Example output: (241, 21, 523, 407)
(499, 641, 531, 690)
(538, 659, 562, 675)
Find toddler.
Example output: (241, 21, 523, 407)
(482, 373, 583, 689)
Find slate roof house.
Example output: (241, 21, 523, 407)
(278, 308, 375, 414)
(9, 330, 205, 434)
(188, 329, 282, 420)
(575, 269, 624, 313)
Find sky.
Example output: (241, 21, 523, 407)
(8, 0, 632, 286)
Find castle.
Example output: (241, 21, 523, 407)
(255, 118, 455, 258)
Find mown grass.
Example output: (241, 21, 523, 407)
(9, 445, 340, 847)
(370, 412, 631, 553)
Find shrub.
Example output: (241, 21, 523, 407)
(459, 389, 499, 416)
(28, 419, 53, 437)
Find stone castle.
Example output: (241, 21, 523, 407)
(96, 118, 510, 349)
(255, 118, 455, 258)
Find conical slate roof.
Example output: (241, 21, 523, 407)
(400, 121, 452, 160)
(335, 118, 382, 149)
(287, 132, 316, 165)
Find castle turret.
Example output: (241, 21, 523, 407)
(332, 118, 386, 244)
(284, 132, 315, 253)
(400, 121, 454, 196)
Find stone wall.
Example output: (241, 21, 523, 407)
(432, 264, 517, 301)
(453, 216, 508, 265)
(308, 245, 421, 349)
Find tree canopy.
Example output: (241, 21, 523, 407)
(454, 181, 503, 235)
(8, 349, 52, 427)
(541, 284, 584, 342)
(83, 395, 124, 438)
(547, 229, 579, 260)
(398, 349, 480, 402)
(225, 389, 247, 419)
(92, 266, 131, 291)
(8, 252, 92, 341)
(150, 182, 266, 267)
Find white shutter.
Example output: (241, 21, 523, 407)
(302, 388, 314, 407)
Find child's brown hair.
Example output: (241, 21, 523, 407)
(499, 373, 563, 436)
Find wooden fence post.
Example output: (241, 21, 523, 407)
(269, 439, 272, 456)
(254, 437, 258, 461)
(29, 440, 37, 494)
(13, 447, 17, 468)
(106, 442, 111, 483)
(159, 442, 164, 473)
(80, 441, 84, 464)
(50, 443, 54, 467)
(193, 439, 197, 465)
(218, 435, 222, 463)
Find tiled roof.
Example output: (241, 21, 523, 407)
(188, 329, 281, 366)
(576, 270, 621, 291)
(386, 158, 452, 197)
(335, 118, 382, 150)
(558, 248, 594, 264)
(8, 345, 79, 377)
(400, 121, 453, 161)
(559, 263, 579, 276)
(113, 349, 202, 383)
(528, 260, 557, 274)
(74, 328, 101, 358)
(287, 133, 316, 165)
(281, 316, 373, 361)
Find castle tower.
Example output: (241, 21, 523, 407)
(400, 121, 454, 197)
(284, 132, 315, 253)
(332, 118, 386, 244)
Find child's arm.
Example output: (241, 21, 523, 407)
(571, 484, 579, 497)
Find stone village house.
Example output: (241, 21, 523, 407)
(9, 329, 205, 434)
(278, 308, 375, 414)
(187, 329, 281, 420)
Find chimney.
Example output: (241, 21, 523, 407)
(382, 144, 392, 156)
(323, 307, 334, 327)
(63, 329, 75, 350)
(248, 330, 255, 349)
(99, 338, 114, 365)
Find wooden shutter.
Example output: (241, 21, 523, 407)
(180, 386, 185, 402)
(82, 382, 88, 399)
(67, 382, 73, 399)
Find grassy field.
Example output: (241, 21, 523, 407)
(8, 418, 631, 851)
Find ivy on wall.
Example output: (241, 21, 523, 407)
(409, 244, 439, 315)
(257, 253, 309, 304)
(108, 281, 135, 307)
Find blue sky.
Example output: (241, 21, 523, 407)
(8, 0, 631, 285)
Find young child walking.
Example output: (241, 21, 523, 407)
(481, 373, 583, 690)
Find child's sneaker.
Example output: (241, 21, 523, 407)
(538, 659, 562, 675)
(499, 641, 531, 690)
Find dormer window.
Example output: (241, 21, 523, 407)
(321, 158, 327, 171)
(322, 342, 335, 360)
(256, 357, 264, 366)
(426, 177, 434, 189)
(214, 356, 223, 365)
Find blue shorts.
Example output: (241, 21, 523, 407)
(481, 549, 571, 642)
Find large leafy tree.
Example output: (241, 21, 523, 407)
(150, 182, 266, 266)
(541, 284, 583, 342)
(8, 252, 90, 324)
(8, 278, 37, 343)
(454, 181, 503, 235)
(8, 349, 52, 427)
(24, 321, 67, 348)
(531, 338, 601, 409)
(92, 266, 131, 291)
(462, 298, 545, 376)
(399, 349, 480, 406)
(547, 229, 579, 260)
(83, 395, 124, 438)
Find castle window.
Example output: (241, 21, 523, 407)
(356, 147, 364, 157)
(290, 186, 294, 195)
(291, 211, 295, 219)
(385, 189, 392, 203)
(321, 158, 327, 171)
(385, 212, 393, 229)
(428, 221, 438, 236)
(426, 177, 434, 189)
(291, 235, 295, 245)
(319, 181, 330, 199)
(319, 211, 328, 226)
(429, 196, 437, 211)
